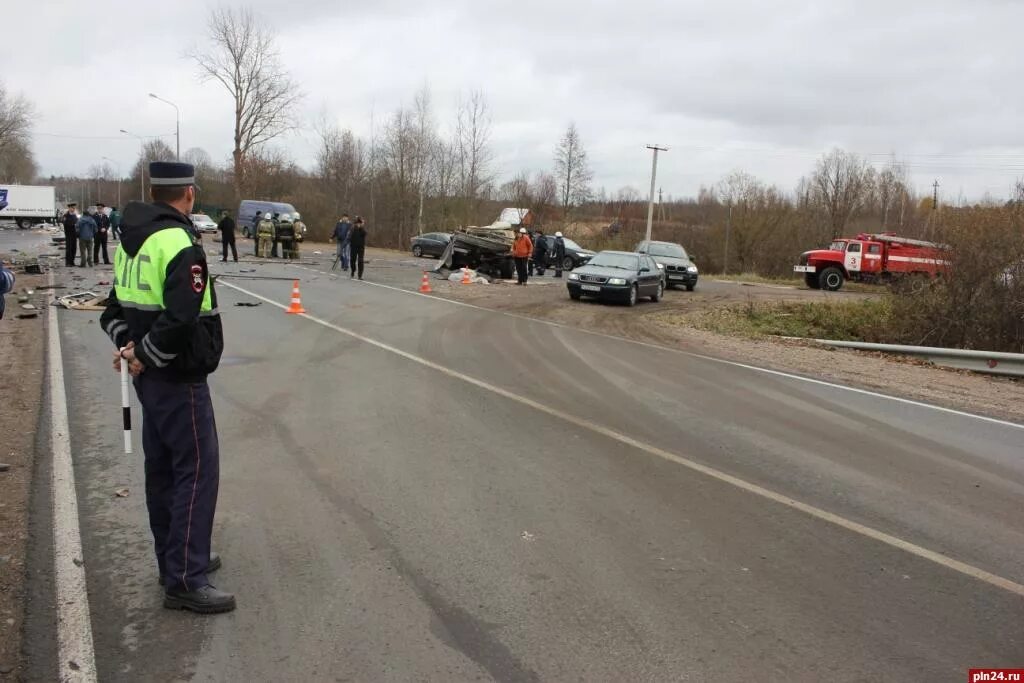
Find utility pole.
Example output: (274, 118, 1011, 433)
(932, 179, 940, 211)
(645, 145, 668, 243)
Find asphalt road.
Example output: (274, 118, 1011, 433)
(25, 247, 1024, 681)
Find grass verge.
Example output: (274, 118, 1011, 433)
(661, 297, 895, 341)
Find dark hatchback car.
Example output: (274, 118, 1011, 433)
(567, 251, 664, 306)
(635, 240, 699, 290)
(534, 235, 595, 271)
(411, 232, 452, 258)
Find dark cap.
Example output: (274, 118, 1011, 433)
(67, 202, 77, 207)
(149, 161, 198, 188)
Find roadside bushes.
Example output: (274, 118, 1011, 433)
(885, 208, 1024, 352)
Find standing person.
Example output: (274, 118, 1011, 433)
(349, 216, 367, 280)
(532, 230, 548, 276)
(552, 231, 567, 278)
(76, 209, 97, 267)
(62, 203, 79, 267)
(0, 260, 14, 320)
(218, 210, 237, 262)
(256, 212, 276, 258)
(94, 203, 111, 265)
(100, 161, 234, 614)
(252, 211, 263, 256)
(110, 206, 122, 241)
(332, 213, 352, 271)
(270, 213, 282, 258)
(277, 216, 296, 260)
(512, 227, 533, 285)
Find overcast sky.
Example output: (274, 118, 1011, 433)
(6, 0, 1024, 201)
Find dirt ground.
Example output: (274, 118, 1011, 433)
(0, 271, 46, 680)
(348, 247, 1024, 424)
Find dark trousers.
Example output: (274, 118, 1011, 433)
(351, 246, 365, 278)
(272, 239, 280, 258)
(93, 234, 109, 264)
(221, 238, 237, 262)
(515, 257, 529, 284)
(135, 375, 220, 592)
(534, 253, 546, 276)
(64, 230, 77, 266)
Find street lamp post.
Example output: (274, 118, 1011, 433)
(120, 130, 145, 200)
(102, 156, 121, 207)
(149, 93, 180, 161)
(644, 145, 668, 243)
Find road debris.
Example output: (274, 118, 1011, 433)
(114, 488, 130, 498)
(234, 301, 262, 307)
(15, 312, 39, 319)
(520, 531, 535, 542)
(57, 292, 107, 311)
(0, 463, 10, 473)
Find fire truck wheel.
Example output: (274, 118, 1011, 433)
(819, 267, 844, 291)
(805, 273, 821, 289)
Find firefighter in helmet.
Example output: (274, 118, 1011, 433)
(256, 211, 276, 258)
(277, 214, 297, 260)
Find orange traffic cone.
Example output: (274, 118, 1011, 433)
(461, 267, 473, 285)
(419, 271, 433, 293)
(285, 279, 307, 314)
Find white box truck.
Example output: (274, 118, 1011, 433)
(0, 184, 57, 229)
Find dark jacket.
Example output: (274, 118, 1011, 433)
(218, 215, 236, 241)
(333, 220, 351, 244)
(100, 201, 223, 383)
(553, 236, 566, 260)
(95, 212, 110, 236)
(0, 264, 14, 320)
(532, 234, 547, 258)
(62, 211, 78, 233)
(76, 214, 97, 240)
(349, 225, 367, 250)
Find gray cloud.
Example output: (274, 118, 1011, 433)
(4, 0, 1023, 200)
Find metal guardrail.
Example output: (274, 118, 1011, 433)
(811, 339, 1024, 378)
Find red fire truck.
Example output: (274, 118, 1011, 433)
(794, 232, 950, 291)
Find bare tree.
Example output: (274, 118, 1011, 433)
(190, 7, 303, 200)
(810, 148, 873, 238)
(873, 159, 909, 229)
(0, 83, 36, 183)
(455, 89, 494, 224)
(553, 122, 593, 220)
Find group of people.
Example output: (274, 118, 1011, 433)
(331, 213, 368, 279)
(252, 210, 303, 260)
(511, 228, 567, 285)
(62, 202, 121, 268)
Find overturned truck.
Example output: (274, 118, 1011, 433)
(435, 223, 517, 279)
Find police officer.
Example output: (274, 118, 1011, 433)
(256, 212, 276, 258)
(532, 230, 548, 276)
(552, 231, 567, 278)
(100, 161, 235, 614)
(62, 203, 79, 267)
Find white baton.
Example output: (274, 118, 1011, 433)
(120, 356, 132, 454)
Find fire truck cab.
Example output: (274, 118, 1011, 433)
(794, 233, 949, 291)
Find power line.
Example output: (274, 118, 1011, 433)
(35, 132, 176, 141)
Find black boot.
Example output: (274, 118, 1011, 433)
(164, 584, 236, 614)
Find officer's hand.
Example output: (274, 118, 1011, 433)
(113, 342, 132, 373)
(118, 342, 146, 376)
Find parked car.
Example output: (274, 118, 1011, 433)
(411, 232, 452, 258)
(567, 251, 664, 306)
(190, 213, 219, 234)
(635, 240, 698, 291)
(535, 235, 595, 271)
(237, 200, 302, 239)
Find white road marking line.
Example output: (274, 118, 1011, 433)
(220, 278, 1024, 599)
(47, 275, 98, 682)
(284, 264, 1024, 432)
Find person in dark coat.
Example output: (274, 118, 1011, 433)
(94, 203, 111, 265)
(218, 210, 237, 262)
(349, 216, 367, 280)
(552, 231, 567, 278)
(532, 230, 548, 276)
(62, 203, 79, 266)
